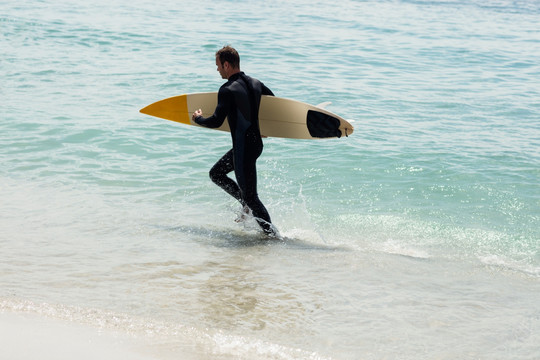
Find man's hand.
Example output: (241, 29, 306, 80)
(192, 109, 203, 121)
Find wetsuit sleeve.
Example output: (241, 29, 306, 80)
(194, 88, 230, 128)
(261, 83, 274, 96)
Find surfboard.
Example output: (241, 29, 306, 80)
(139, 92, 354, 139)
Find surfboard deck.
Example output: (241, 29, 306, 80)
(140, 92, 354, 139)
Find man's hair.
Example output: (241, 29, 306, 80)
(216, 45, 240, 69)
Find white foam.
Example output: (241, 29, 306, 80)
(282, 228, 326, 243)
(478, 254, 540, 277)
(210, 331, 332, 360)
(379, 239, 432, 259)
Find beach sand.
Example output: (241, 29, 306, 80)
(0, 312, 153, 360)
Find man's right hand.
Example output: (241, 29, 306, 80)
(192, 109, 203, 121)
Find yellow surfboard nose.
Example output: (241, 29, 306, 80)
(140, 94, 190, 125)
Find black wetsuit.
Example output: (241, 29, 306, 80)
(194, 72, 274, 234)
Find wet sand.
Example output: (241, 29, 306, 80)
(0, 312, 152, 360)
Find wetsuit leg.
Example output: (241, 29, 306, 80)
(209, 149, 243, 203)
(210, 147, 274, 235)
(234, 149, 274, 235)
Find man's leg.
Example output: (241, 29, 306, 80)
(209, 149, 243, 203)
(236, 156, 275, 235)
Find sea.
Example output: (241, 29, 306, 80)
(1, 0, 539, 359)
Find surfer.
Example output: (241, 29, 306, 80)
(192, 46, 276, 236)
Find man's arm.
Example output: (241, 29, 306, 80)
(192, 89, 230, 128)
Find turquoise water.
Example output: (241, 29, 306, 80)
(1, 0, 539, 359)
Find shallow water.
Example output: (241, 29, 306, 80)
(1, 0, 539, 359)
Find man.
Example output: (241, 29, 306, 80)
(192, 46, 276, 236)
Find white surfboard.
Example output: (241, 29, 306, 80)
(140, 92, 354, 139)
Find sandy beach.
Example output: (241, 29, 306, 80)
(0, 312, 152, 360)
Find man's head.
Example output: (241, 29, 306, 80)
(215, 45, 240, 79)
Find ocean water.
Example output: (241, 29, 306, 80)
(1, 0, 539, 359)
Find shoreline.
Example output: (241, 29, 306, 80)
(0, 312, 153, 360)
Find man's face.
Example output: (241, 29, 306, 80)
(216, 57, 227, 79)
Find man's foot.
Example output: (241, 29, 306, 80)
(261, 222, 280, 238)
(235, 206, 252, 223)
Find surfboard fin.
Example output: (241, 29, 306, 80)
(316, 101, 332, 109)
